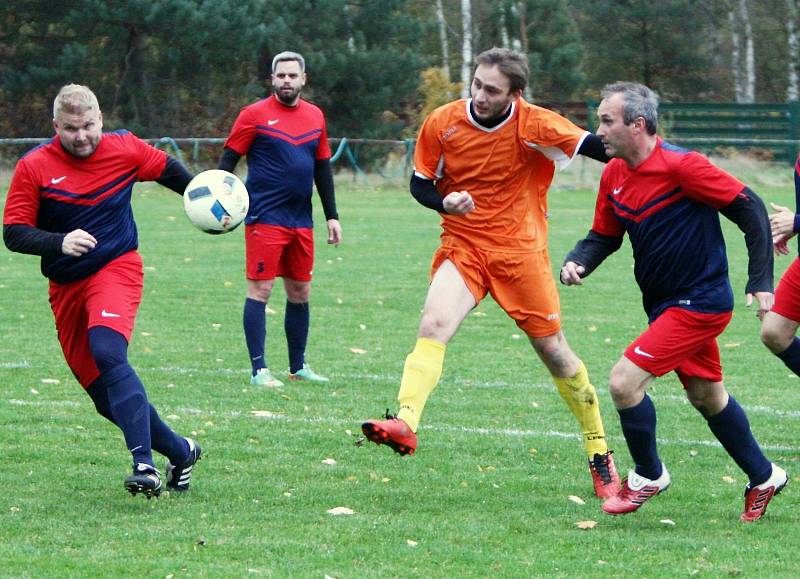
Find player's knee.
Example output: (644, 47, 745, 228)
(417, 313, 451, 342)
(607, 364, 636, 405)
(760, 323, 792, 353)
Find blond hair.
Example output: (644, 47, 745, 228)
(53, 84, 100, 119)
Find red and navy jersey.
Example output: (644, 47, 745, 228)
(3, 130, 167, 283)
(592, 138, 744, 321)
(224, 95, 331, 228)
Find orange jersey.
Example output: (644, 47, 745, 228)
(414, 98, 588, 252)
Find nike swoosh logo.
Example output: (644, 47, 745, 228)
(612, 187, 623, 195)
(101, 310, 121, 318)
(634, 345, 654, 358)
(268, 119, 279, 125)
(51, 176, 67, 184)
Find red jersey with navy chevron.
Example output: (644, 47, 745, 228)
(224, 95, 331, 228)
(4, 131, 168, 283)
(591, 138, 744, 321)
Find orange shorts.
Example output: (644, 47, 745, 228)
(431, 245, 561, 337)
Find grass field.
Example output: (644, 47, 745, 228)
(1, 158, 799, 577)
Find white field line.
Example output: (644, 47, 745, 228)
(8, 398, 798, 453)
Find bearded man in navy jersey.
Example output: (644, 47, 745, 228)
(219, 51, 342, 388)
(3, 84, 201, 498)
(562, 82, 787, 522)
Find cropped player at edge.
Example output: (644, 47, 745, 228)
(3, 84, 201, 498)
(362, 47, 621, 499)
(562, 82, 786, 521)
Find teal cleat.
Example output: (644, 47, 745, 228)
(251, 368, 284, 387)
(288, 364, 330, 382)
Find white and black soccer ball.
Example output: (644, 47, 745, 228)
(183, 170, 249, 234)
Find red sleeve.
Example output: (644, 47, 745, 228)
(591, 169, 625, 237)
(223, 106, 257, 155)
(130, 133, 168, 181)
(316, 114, 332, 160)
(677, 152, 743, 209)
(3, 158, 40, 226)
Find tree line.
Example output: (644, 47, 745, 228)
(2, 0, 800, 140)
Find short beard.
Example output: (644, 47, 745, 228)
(275, 88, 301, 106)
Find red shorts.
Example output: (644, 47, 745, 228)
(431, 244, 561, 338)
(624, 307, 732, 387)
(773, 257, 800, 322)
(245, 224, 314, 281)
(48, 250, 143, 389)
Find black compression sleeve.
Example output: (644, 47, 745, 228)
(156, 156, 194, 195)
(3, 224, 64, 257)
(578, 134, 610, 163)
(410, 174, 445, 212)
(719, 187, 774, 293)
(314, 158, 338, 220)
(218, 147, 241, 173)
(563, 229, 624, 281)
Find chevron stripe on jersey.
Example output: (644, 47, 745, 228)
(3, 131, 168, 283)
(224, 95, 331, 228)
(591, 138, 743, 321)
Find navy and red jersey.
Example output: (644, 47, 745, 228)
(3, 130, 168, 283)
(591, 138, 744, 321)
(224, 95, 331, 228)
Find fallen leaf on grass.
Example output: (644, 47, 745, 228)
(41, 379, 60, 384)
(406, 539, 418, 547)
(660, 519, 676, 525)
(350, 348, 367, 354)
(30, 388, 39, 395)
(568, 495, 586, 505)
(322, 458, 337, 465)
(722, 476, 737, 484)
(575, 520, 597, 530)
(250, 410, 281, 418)
(327, 507, 354, 516)
(722, 342, 740, 348)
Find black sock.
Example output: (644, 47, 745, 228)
(285, 301, 309, 374)
(618, 394, 662, 480)
(707, 396, 772, 486)
(244, 298, 267, 375)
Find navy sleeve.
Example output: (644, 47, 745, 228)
(719, 187, 774, 293)
(218, 147, 241, 173)
(410, 174, 445, 212)
(3, 223, 64, 257)
(313, 158, 338, 220)
(577, 134, 610, 164)
(155, 157, 194, 195)
(562, 229, 624, 281)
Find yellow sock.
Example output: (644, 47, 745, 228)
(553, 361, 608, 458)
(396, 337, 446, 432)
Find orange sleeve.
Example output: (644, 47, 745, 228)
(413, 109, 444, 181)
(519, 105, 588, 170)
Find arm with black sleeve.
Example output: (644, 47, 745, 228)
(577, 134, 610, 164)
(314, 158, 338, 220)
(218, 147, 241, 173)
(561, 230, 624, 284)
(3, 224, 64, 257)
(410, 174, 446, 213)
(719, 186, 774, 295)
(156, 156, 194, 195)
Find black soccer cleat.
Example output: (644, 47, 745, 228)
(124, 463, 163, 499)
(166, 438, 202, 492)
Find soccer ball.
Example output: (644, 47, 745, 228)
(183, 170, 249, 234)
